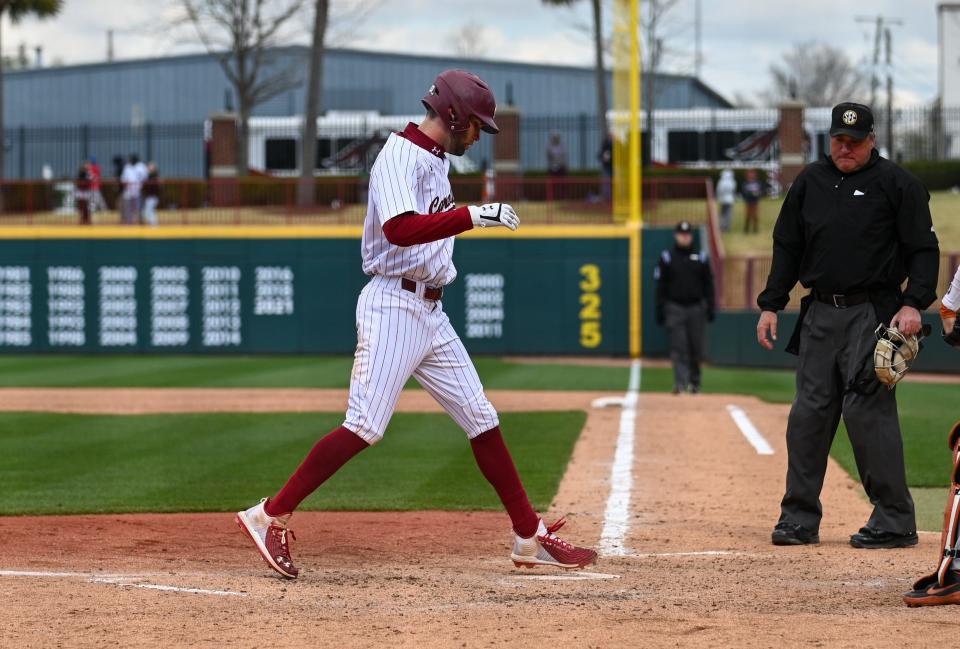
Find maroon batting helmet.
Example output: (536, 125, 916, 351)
(421, 69, 499, 135)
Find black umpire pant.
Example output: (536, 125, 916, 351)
(664, 300, 706, 390)
(779, 300, 916, 534)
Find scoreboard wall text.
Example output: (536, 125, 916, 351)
(0, 238, 630, 355)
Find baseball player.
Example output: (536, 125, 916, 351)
(236, 69, 597, 579)
(903, 268, 960, 606)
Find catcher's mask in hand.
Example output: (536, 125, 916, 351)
(873, 323, 932, 389)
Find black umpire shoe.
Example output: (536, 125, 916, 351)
(849, 526, 918, 549)
(771, 522, 819, 545)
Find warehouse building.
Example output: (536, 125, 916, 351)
(4, 47, 732, 178)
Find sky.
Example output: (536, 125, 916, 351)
(0, 0, 944, 107)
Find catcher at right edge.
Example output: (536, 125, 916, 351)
(903, 267, 960, 607)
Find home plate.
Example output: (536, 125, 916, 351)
(510, 571, 621, 581)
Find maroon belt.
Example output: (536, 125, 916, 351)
(401, 278, 443, 301)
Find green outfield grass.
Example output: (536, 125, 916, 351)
(655, 367, 958, 490)
(721, 190, 960, 256)
(0, 410, 584, 515)
(644, 364, 956, 532)
(1, 355, 953, 529)
(0, 355, 631, 391)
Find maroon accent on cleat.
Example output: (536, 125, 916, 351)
(538, 518, 598, 569)
(265, 523, 299, 578)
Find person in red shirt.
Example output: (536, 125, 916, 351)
(87, 156, 106, 213)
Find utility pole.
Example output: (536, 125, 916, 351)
(694, 0, 702, 79)
(886, 27, 893, 158)
(856, 15, 902, 156)
(107, 29, 114, 62)
(856, 15, 902, 108)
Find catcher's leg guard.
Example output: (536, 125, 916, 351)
(904, 422, 960, 607)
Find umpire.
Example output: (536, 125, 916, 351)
(756, 102, 939, 548)
(655, 220, 715, 394)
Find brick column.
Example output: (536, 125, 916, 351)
(778, 101, 806, 190)
(209, 112, 239, 207)
(492, 107, 521, 201)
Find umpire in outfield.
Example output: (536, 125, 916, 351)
(756, 102, 939, 548)
(655, 220, 715, 394)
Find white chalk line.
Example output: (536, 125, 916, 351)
(0, 569, 247, 598)
(630, 550, 768, 559)
(92, 577, 247, 597)
(597, 358, 641, 558)
(726, 405, 775, 455)
(509, 571, 621, 582)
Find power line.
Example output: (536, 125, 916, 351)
(855, 15, 903, 154)
(855, 15, 903, 108)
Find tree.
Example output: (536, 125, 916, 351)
(0, 0, 62, 188)
(297, 0, 329, 206)
(542, 0, 608, 137)
(765, 42, 868, 107)
(176, 0, 305, 175)
(642, 0, 679, 167)
(445, 21, 490, 59)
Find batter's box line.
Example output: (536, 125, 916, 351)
(0, 569, 248, 598)
(506, 571, 622, 582)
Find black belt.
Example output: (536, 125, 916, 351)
(812, 289, 870, 308)
(401, 278, 443, 301)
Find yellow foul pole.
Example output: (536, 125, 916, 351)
(630, 0, 641, 224)
(627, 0, 642, 357)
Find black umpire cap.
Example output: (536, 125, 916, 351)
(675, 220, 693, 233)
(829, 102, 875, 140)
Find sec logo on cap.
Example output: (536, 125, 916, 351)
(842, 110, 858, 125)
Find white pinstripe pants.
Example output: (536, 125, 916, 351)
(344, 275, 500, 444)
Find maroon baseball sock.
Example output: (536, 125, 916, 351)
(470, 426, 540, 538)
(264, 426, 369, 517)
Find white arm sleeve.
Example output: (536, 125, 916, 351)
(370, 144, 419, 225)
(943, 265, 960, 311)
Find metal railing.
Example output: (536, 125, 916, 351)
(0, 176, 615, 226)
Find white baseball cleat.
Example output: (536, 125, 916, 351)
(510, 518, 598, 570)
(235, 498, 299, 579)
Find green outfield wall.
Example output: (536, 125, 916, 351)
(706, 311, 957, 373)
(0, 228, 633, 355)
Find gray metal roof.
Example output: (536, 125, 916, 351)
(4, 46, 732, 127)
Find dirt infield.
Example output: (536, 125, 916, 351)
(2, 390, 957, 647)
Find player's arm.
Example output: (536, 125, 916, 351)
(756, 174, 806, 349)
(940, 266, 960, 346)
(895, 175, 940, 312)
(382, 208, 473, 246)
(382, 203, 520, 246)
(702, 255, 716, 322)
(653, 253, 667, 325)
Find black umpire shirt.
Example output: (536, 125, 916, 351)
(655, 244, 716, 322)
(757, 149, 939, 315)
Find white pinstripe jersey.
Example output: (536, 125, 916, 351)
(362, 126, 458, 287)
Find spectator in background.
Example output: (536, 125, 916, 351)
(75, 162, 91, 225)
(87, 156, 106, 212)
(546, 132, 567, 177)
(599, 132, 614, 202)
(120, 154, 144, 225)
(742, 169, 763, 234)
(716, 169, 736, 232)
(142, 163, 160, 226)
(112, 155, 126, 219)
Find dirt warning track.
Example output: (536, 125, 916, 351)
(1, 391, 956, 648)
